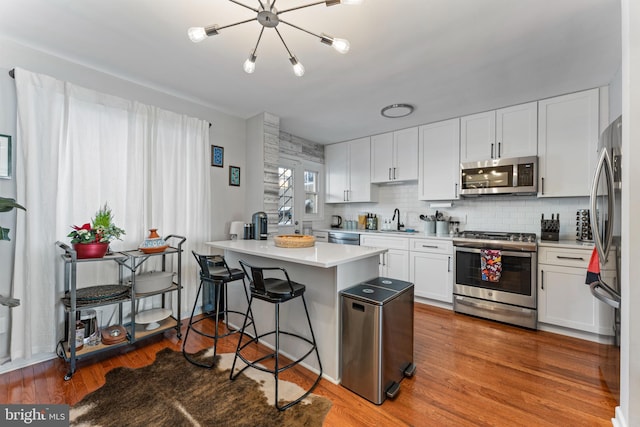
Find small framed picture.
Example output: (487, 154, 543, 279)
(229, 165, 240, 186)
(0, 134, 11, 179)
(211, 145, 224, 167)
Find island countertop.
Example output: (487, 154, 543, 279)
(206, 239, 387, 268)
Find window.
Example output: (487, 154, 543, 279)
(278, 158, 324, 228)
(278, 166, 294, 225)
(304, 169, 319, 215)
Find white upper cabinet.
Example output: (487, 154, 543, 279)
(370, 127, 418, 183)
(325, 142, 348, 203)
(538, 88, 599, 197)
(419, 118, 460, 200)
(496, 102, 538, 159)
(460, 110, 495, 162)
(325, 137, 376, 203)
(460, 102, 537, 163)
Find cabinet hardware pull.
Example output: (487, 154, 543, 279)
(498, 142, 501, 158)
(541, 270, 544, 290)
(448, 256, 451, 272)
(541, 177, 544, 195)
(490, 143, 494, 159)
(422, 245, 439, 249)
(455, 183, 458, 198)
(556, 256, 585, 261)
(389, 168, 392, 181)
(393, 167, 397, 180)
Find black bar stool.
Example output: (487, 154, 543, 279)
(230, 260, 323, 411)
(182, 251, 256, 368)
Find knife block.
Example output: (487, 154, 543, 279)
(541, 214, 560, 241)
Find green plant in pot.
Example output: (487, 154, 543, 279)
(68, 203, 125, 259)
(0, 197, 26, 242)
(0, 197, 25, 307)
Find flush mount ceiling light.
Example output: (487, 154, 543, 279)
(188, 0, 363, 77)
(381, 103, 414, 118)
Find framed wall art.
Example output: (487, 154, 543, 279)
(229, 166, 240, 186)
(211, 145, 224, 167)
(0, 134, 11, 179)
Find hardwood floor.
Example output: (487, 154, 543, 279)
(1, 303, 617, 426)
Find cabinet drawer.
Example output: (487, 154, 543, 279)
(312, 231, 328, 242)
(538, 247, 591, 268)
(360, 235, 409, 250)
(539, 246, 616, 270)
(410, 238, 452, 254)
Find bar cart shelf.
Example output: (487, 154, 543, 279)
(56, 235, 185, 380)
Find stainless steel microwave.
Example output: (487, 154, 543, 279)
(460, 156, 537, 196)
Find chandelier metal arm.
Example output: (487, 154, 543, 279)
(216, 17, 259, 32)
(274, 27, 295, 58)
(251, 26, 266, 55)
(277, 1, 327, 15)
(278, 18, 323, 40)
(228, 0, 259, 13)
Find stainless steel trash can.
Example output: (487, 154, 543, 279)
(340, 277, 415, 404)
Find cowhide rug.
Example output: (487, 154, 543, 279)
(70, 348, 332, 426)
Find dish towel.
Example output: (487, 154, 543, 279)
(481, 249, 502, 282)
(585, 246, 601, 284)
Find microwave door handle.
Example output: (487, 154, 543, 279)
(590, 149, 615, 263)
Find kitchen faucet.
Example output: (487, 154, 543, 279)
(392, 208, 403, 231)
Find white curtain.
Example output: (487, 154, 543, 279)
(11, 68, 212, 361)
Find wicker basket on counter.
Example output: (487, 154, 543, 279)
(273, 234, 316, 248)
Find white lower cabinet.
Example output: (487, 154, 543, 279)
(537, 246, 615, 335)
(360, 235, 409, 281)
(409, 238, 453, 303)
(382, 249, 410, 281)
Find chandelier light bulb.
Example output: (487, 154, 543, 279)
(243, 54, 257, 74)
(188, 27, 207, 43)
(290, 57, 305, 77)
(332, 37, 350, 54)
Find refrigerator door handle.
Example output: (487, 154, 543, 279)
(590, 149, 615, 264)
(589, 280, 620, 309)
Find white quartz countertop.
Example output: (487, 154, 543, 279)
(316, 228, 454, 240)
(538, 239, 596, 250)
(206, 240, 387, 268)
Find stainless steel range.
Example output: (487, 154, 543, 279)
(453, 231, 537, 329)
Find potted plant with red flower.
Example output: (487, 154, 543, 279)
(68, 203, 125, 258)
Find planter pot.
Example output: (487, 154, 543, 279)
(73, 242, 109, 259)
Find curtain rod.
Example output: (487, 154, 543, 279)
(7, 68, 211, 127)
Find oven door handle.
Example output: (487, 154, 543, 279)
(454, 246, 533, 258)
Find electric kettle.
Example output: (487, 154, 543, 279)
(331, 215, 342, 228)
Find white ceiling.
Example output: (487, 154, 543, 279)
(0, 0, 621, 144)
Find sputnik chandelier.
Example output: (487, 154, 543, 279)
(188, 0, 363, 77)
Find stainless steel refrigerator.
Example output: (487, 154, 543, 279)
(589, 114, 622, 403)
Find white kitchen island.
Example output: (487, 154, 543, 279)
(206, 239, 386, 383)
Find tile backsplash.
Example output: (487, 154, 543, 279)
(326, 182, 601, 240)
